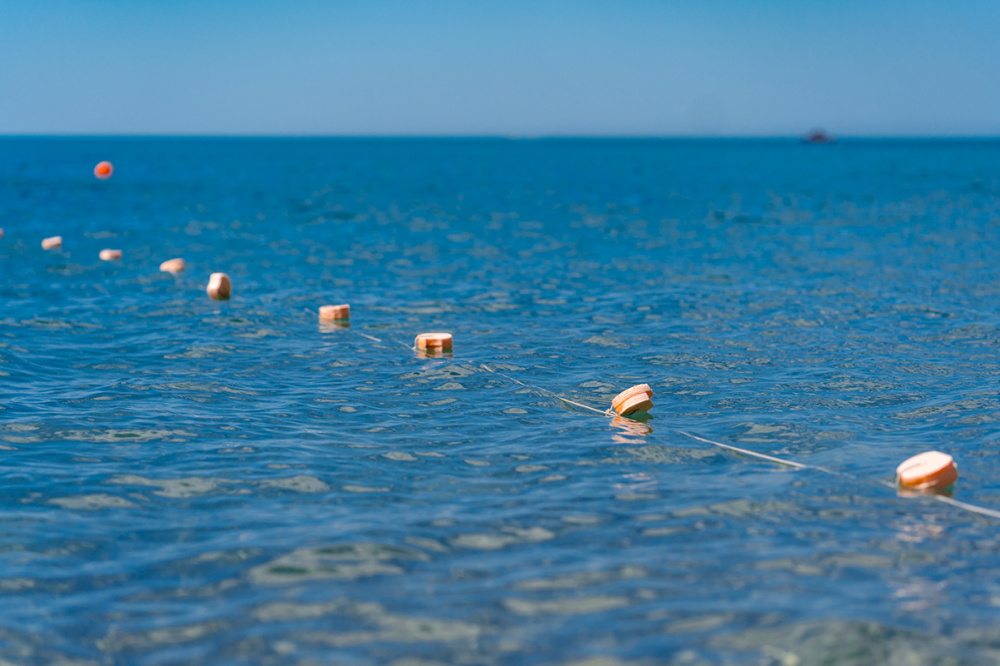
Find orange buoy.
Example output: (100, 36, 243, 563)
(42, 236, 63, 250)
(612, 384, 652, 413)
(616, 392, 653, 417)
(319, 304, 350, 321)
(206, 272, 231, 300)
(99, 248, 122, 261)
(94, 161, 113, 180)
(159, 258, 186, 273)
(897, 451, 958, 490)
(611, 384, 654, 417)
(415, 332, 453, 351)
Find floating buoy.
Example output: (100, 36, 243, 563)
(42, 236, 63, 250)
(319, 304, 350, 321)
(611, 384, 653, 417)
(94, 161, 113, 180)
(896, 451, 958, 490)
(206, 272, 231, 300)
(0, 228, 4, 239)
(99, 248, 122, 261)
(159, 258, 186, 273)
(415, 332, 453, 352)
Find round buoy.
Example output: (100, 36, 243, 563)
(415, 332, 453, 351)
(612, 384, 652, 413)
(99, 248, 122, 261)
(611, 384, 654, 417)
(42, 236, 63, 250)
(94, 161, 113, 180)
(319, 304, 350, 321)
(617, 393, 653, 417)
(897, 451, 958, 490)
(206, 272, 231, 300)
(159, 258, 186, 273)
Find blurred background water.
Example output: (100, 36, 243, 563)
(2, 138, 1000, 664)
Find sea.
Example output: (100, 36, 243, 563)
(2, 137, 1000, 665)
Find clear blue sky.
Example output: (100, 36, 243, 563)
(1, 0, 998, 136)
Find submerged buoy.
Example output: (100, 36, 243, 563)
(611, 384, 653, 417)
(99, 248, 122, 261)
(94, 161, 113, 180)
(415, 332, 453, 352)
(160, 258, 186, 273)
(206, 272, 231, 300)
(42, 236, 63, 250)
(319, 304, 350, 321)
(897, 451, 958, 490)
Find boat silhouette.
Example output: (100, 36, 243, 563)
(804, 129, 834, 144)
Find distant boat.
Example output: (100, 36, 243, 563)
(803, 129, 834, 144)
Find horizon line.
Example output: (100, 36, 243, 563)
(3, 133, 1000, 141)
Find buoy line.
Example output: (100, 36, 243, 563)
(50, 275, 994, 523)
(677, 435, 1000, 520)
(315, 309, 993, 523)
(32, 166, 998, 523)
(478, 363, 1000, 522)
(310, 307, 434, 351)
(62, 158, 978, 513)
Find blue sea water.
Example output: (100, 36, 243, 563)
(2, 137, 1000, 664)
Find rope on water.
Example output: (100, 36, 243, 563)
(309, 309, 412, 349)
(480, 366, 1000, 522)
(481, 364, 612, 416)
(679, 432, 1000, 522)
(675, 430, 816, 471)
(322, 323, 1000, 523)
(926, 494, 1000, 520)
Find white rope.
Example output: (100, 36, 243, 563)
(675, 430, 816, 471)
(309, 309, 409, 348)
(345, 332, 1000, 523)
(361, 332, 411, 351)
(481, 364, 612, 415)
(931, 495, 1000, 520)
(677, 432, 1000, 521)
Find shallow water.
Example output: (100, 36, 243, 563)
(3, 138, 1000, 664)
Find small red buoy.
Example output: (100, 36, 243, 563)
(94, 161, 113, 180)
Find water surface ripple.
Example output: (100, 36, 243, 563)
(3, 138, 1000, 664)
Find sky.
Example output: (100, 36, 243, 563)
(1, 0, 999, 137)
